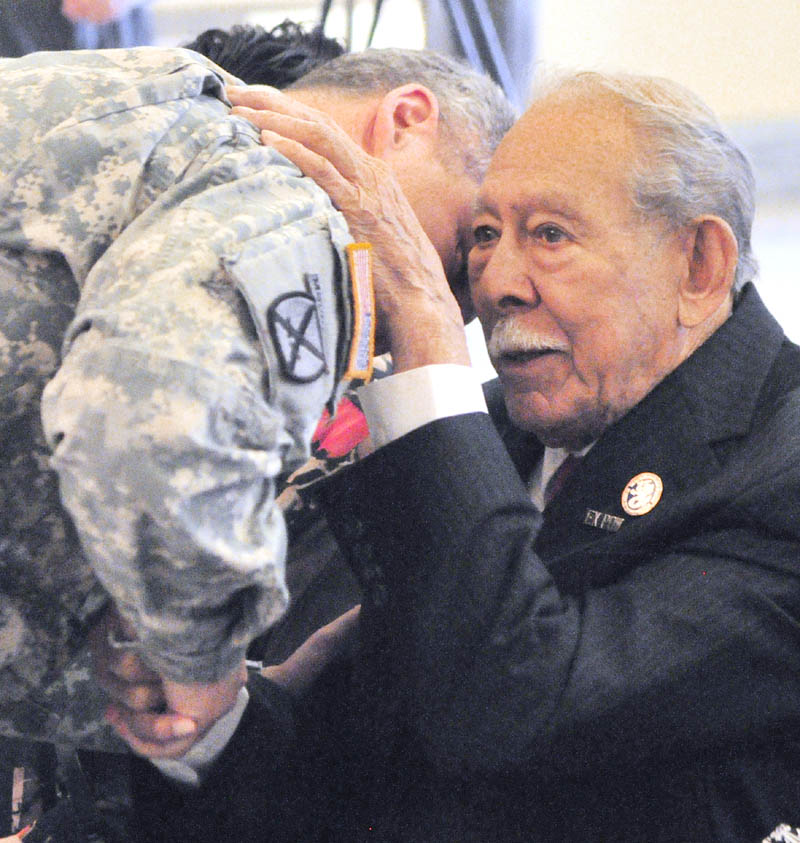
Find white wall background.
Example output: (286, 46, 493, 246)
(151, 0, 425, 50)
(535, 0, 800, 123)
(535, 0, 800, 343)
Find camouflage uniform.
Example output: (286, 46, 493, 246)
(249, 354, 394, 664)
(0, 47, 357, 746)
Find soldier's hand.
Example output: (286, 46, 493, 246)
(227, 86, 470, 372)
(104, 662, 247, 759)
(88, 605, 195, 758)
(90, 605, 247, 758)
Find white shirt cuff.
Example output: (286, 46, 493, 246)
(357, 364, 487, 451)
(151, 685, 249, 788)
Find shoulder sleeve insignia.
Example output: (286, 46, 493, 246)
(267, 289, 328, 383)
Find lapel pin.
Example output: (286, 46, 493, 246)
(621, 472, 663, 516)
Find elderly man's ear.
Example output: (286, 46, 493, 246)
(678, 215, 739, 328)
(366, 84, 441, 159)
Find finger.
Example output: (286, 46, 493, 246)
(107, 648, 160, 683)
(230, 104, 360, 165)
(161, 661, 248, 731)
(227, 86, 340, 129)
(227, 85, 282, 107)
(232, 106, 359, 175)
(91, 643, 160, 692)
(229, 105, 312, 137)
(229, 105, 297, 132)
(260, 605, 362, 698)
(259, 128, 360, 212)
(106, 705, 198, 759)
(334, 604, 361, 627)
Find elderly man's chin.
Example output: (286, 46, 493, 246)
(502, 385, 606, 451)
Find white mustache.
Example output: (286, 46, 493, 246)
(487, 318, 569, 361)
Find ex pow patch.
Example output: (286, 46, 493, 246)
(268, 290, 328, 383)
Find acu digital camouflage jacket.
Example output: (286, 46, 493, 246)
(0, 46, 357, 745)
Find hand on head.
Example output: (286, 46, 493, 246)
(227, 86, 470, 372)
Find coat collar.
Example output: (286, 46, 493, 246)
(669, 283, 785, 443)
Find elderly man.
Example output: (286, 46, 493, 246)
(114, 70, 800, 841)
(306, 72, 800, 840)
(0, 39, 513, 839)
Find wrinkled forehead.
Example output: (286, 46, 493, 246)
(486, 96, 637, 178)
(481, 94, 639, 200)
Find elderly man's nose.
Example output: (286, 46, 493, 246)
(475, 255, 540, 312)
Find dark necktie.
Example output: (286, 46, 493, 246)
(543, 454, 582, 508)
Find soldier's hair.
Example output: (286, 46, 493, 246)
(183, 21, 345, 89)
(289, 48, 517, 180)
(531, 71, 757, 290)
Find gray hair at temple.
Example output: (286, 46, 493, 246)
(532, 70, 758, 290)
(289, 48, 518, 181)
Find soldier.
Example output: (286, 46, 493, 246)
(0, 37, 514, 838)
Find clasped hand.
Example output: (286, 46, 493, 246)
(89, 604, 362, 759)
(88, 606, 246, 759)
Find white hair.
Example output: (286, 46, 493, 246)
(531, 71, 757, 290)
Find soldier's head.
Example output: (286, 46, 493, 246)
(287, 49, 517, 316)
(183, 21, 345, 89)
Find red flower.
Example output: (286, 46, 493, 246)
(312, 396, 370, 458)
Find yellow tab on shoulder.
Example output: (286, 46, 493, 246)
(344, 242, 375, 382)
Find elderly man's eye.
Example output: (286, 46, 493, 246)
(534, 224, 567, 243)
(472, 224, 499, 244)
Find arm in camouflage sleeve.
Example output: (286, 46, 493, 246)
(41, 136, 352, 685)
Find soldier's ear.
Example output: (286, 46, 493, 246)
(677, 215, 738, 328)
(367, 84, 440, 159)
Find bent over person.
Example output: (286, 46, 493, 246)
(0, 39, 514, 838)
(112, 72, 800, 841)
(0, 44, 357, 748)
